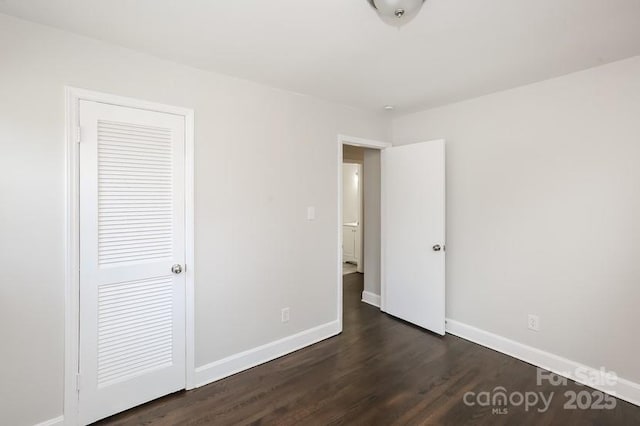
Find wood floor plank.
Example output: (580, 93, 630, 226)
(96, 273, 640, 425)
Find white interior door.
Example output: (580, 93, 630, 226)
(79, 100, 186, 424)
(382, 140, 446, 335)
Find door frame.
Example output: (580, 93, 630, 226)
(64, 87, 195, 424)
(337, 135, 391, 328)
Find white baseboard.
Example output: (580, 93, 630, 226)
(34, 415, 64, 426)
(194, 320, 341, 388)
(361, 291, 381, 308)
(445, 318, 640, 407)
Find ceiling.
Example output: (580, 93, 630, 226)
(2, 0, 640, 113)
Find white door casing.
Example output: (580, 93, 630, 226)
(381, 140, 446, 335)
(78, 100, 187, 424)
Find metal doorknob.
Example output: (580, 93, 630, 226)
(432, 244, 442, 252)
(171, 264, 183, 274)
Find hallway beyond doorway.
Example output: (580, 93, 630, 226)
(342, 262, 357, 275)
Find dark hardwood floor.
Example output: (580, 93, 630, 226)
(97, 273, 640, 425)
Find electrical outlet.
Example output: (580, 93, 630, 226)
(528, 314, 540, 332)
(281, 307, 290, 323)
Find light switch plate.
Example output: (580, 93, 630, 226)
(281, 307, 290, 323)
(307, 206, 316, 221)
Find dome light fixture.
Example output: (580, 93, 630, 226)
(367, 0, 426, 27)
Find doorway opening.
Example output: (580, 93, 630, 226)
(337, 135, 390, 329)
(342, 151, 363, 276)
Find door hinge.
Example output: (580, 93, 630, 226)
(76, 126, 82, 143)
(76, 373, 81, 392)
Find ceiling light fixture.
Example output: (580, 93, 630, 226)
(367, 0, 426, 27)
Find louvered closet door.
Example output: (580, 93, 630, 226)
(79, 100, 186, 425)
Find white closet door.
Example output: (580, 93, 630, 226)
(382, 140, 446, 335)
(79, 100, 186, 424)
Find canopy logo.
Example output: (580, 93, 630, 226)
(463, 387, 553, 414)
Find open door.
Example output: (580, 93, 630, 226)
(381, 140, 446, 335)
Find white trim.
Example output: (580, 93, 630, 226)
(337, 135, 390, 328)
(34, 416, 65, 426)
(184, 108, 196, 390)
(356, 162, 364, 274)
(379, 146, 386, 312)
(194, 320, 341, 387)
(65, 87, 194, 117)
(64, 87, 196, 424)
(361, 291, 381, 308)
(64, 88, 81, 425)
(446, 318, 640, 407)
(338, 134, 391, 150)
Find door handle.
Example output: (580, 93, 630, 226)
(171, 264, 183, 274)
(432, 244, 442, 252)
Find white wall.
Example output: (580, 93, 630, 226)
(0, 14, 389, 426)
(342, 164, 360, 224)
(392, 56, 640, 386)
(363, 149, 381, 296)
